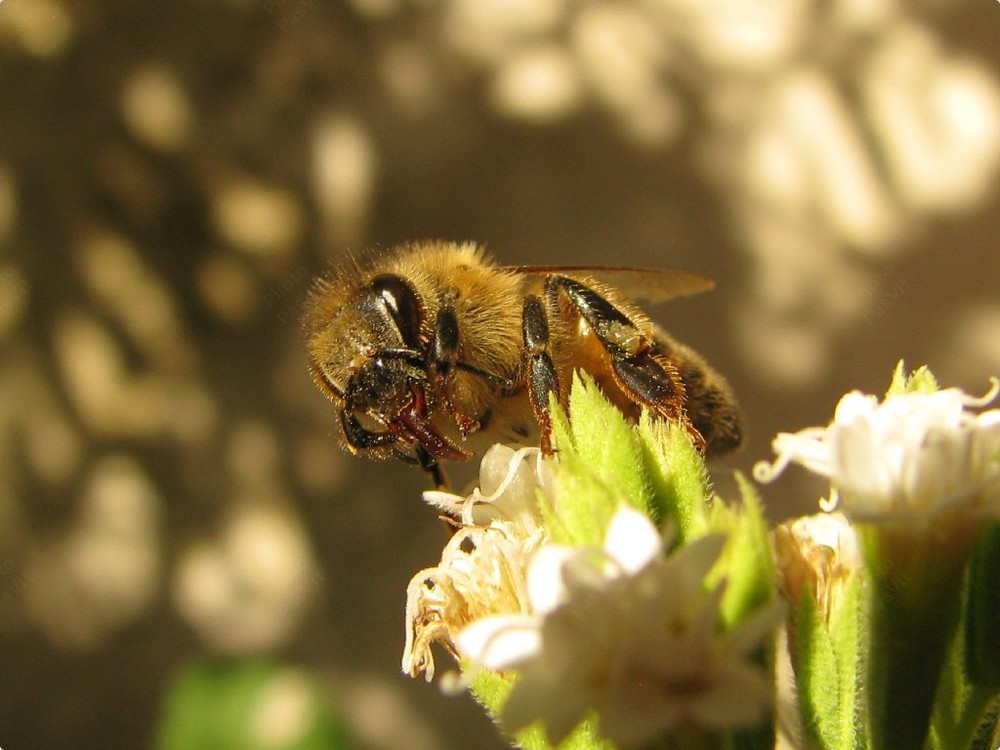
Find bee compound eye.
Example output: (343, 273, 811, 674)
(369, 274, 422, 348)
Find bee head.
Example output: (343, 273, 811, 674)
(306, 270, 470, 461)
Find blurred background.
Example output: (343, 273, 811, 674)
(1, 0, 999, 748)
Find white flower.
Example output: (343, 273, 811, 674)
(754, 380, 1000, 524)
(403, 445, 551, 680)
(402, 523, 543, 680)
(422, 444, 550, 537)
(457, 506, 776, 748)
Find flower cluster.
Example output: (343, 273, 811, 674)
(459, 507, 775, 748)
(755, 364, 1000, 750)
(403, 375, 778, 750)
(403, 445, 549, 680)
(402, 365, 1000, 750)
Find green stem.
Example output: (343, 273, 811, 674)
(943, 684, 997, 750)
(862, 526, 972, 750)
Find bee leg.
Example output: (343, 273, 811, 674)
(428, 306, 478, 434)
(341, 411, 398, 450)
(522, 294, 560, 455)
(341, 412, 449, 486)
(651, 335, 743, 457)
(415, 445, 449, 489)
(545, 276, 705, 452)
(389, 443, 449, 487)
(432, 306, 516, 433)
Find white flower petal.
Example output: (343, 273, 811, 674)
(477, 443, 520, 497)
(671, 533, 728, 588)
(463, 445, 547, 533)
(526, 544, 575, 615)
(833, 390, 878, 422)
(457, 615, 541, 670)
(421, 489, 467, 516)
(603, 505, 662, 575)
(503, 669, 592, 743)
(466, 512, 774, 747)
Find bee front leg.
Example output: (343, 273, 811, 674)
(415, 445, 449, 489)
(431, 305, 517, 433)
(522, 294, 560, 455)
(429, 305, 481, 434)
(342, 411, 449, 486)
(341, 410, 398, 451)
(545, 276, 704, 452)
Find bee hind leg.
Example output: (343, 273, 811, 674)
(544, 275, 705, 452)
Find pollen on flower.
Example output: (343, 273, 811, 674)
(402, 524, 541, 680)
(772, 511, 859, 621)
(403, 444, 551, 681)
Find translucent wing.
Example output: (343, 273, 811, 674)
(504, 266, 715, 305)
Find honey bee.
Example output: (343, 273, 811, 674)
(304, 241, 741, 486)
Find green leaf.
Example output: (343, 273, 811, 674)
(156, 659, 354, 750)
(472, 670, 615, 750)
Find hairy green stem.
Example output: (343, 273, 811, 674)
(862, 525, 973, 750)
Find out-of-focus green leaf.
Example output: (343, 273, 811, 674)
(156, 659, 354, 750)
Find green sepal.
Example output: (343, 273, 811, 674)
(545, 372, 712, 548)
(926, 555, 1000, 750)
(472, 670, 616, 750)
(636, 410, 710, 539)
(923, 523, 1000, 750)
(925, 615, 972, 750)
(886, 361, 938, 397)
(832, 575, 867, 750)
(544, 374, 644, 546)
(704, 474, 774, 627)
(795, 589, 840, 750)
(860, 525, 968, 750)
(699, 477, 777, 750)
(792, 575, 864, 750)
